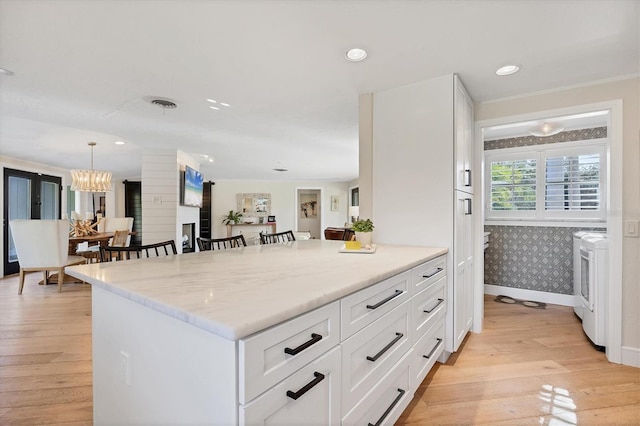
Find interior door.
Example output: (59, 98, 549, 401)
(3, 168, 62, 275)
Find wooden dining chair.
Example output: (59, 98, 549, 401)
(80, 229, 131, 263)
(259, 230, 296, 244)
(100, 240, 177, 262)
(197, 235, 246, 251)
(111, 229, 129, 247)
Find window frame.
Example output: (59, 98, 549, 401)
(485, 139, 607, 223)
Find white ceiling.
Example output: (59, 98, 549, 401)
(0, 0, 638, 182)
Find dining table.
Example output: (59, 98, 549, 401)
(67, 232, 115, 255)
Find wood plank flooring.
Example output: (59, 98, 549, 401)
(397, 295, 640, 425)
(1, 274, 638, 425)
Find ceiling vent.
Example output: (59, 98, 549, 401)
(150, 99, 177, 109)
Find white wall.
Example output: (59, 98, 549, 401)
(211, 180, 351, 239)
(475, 77, 640, 354)
(141, 150, 200, 253)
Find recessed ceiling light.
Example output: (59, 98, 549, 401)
(496, 64, 520, 76)
(345, 48, 367, 62)
(206, 99, 217, 103)
(115, 141, 126, 145)
(209, 158, 214, 163)
(0, 68, 14, 76)
(273, 168, 288, 172)
(220, 102, 230, 107)
(209, 106, 220, 110)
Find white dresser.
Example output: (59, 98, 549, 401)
(67, 240, 447, 425)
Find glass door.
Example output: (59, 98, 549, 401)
(3, 168, 62, 275)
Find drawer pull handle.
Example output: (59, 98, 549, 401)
(366, 332, 404, 362)
(286, 371, 325, 400)
(367, 388, 406, 426)
(464, 169, 472, 187)
(423, 338, 443, 359)
(284, 333, 323, 356)
(366, 289, 403, 310)
(423, 298, 445, 314)
(422, 267, 443, 279)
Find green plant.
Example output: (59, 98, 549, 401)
(222, 210, 243, 225)
(351, 218, 374, 232)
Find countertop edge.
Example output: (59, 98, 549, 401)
(66, 245, 448, 341)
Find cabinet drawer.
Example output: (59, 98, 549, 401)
(239, 301, 340, 404)
(240, 346, 341, 426)
(341, 270, 411, 340)
(411, 320, 445, 391)
(341, 300, 411, 414)
(411, 255, 446, 296)
(342, 349, 413, 426)
(412, 275, 446, 343)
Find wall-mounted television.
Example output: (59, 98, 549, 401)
(181, 165, 204, 208)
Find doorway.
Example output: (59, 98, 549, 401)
(3, 168, 62, 275)
(295, 188, 323, 239)
(475, 100, 623, 363)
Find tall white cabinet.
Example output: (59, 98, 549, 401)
(364, 74, 475, 354)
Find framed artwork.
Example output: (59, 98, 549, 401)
(267, 215, 276, 223)
(299, 194, 318, 219)
(331, 196, 339, 211)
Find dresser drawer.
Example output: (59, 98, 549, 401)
(239, 301, 340, 404)
(342, 348, 413, 426)
(411, 320, 445, 391)
(411, 255, 446, 295)
(341, 299, 411, 413)
(412, 275, 446, 343)
(240, 346, 341, 426)
(341, 270, 411, 340)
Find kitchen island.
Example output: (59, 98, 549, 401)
(66, 239, 448, 425)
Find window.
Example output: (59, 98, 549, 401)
(485, 141, 606, 222)
(490, 158, 537, 211)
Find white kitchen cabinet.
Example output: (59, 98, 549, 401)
(239, 301, 340, 404)
(368, 73, 475, 355)
(342, 350, 413, 426)
(340, 299, 411, 413)
(239, 347, 342, 426)
(455, 75, 475, 193)
(79, 242, 448, 425)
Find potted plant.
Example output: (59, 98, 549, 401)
(222, 210, 243, 225)
(351, 218, 374, 246)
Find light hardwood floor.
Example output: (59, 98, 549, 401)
(0, 274, 638, 425)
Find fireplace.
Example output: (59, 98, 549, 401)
(181, 223, 196, 253)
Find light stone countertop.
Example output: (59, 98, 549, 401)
(65, 240, 447, 340)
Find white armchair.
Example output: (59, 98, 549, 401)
(97, 217, 134, 246)
(9, 220, 87, 294)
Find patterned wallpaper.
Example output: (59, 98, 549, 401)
(484, 126, 607, 150)
(484, 225, 606, 294)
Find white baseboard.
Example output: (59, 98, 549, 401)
(484, 284, 576, 307)
(621, 346, 640, 368)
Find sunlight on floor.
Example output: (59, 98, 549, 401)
(538, 384, 577, 425)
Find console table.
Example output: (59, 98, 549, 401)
(226, 222, 276, 238)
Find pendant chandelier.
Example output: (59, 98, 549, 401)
(70, 142, 112, 192)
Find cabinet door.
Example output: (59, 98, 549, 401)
(453, 194, 474, 352)
(239, 347, 341, 425)
(454, 76, 474, 194)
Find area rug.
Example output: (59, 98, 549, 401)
(494, 295, 546, 309)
